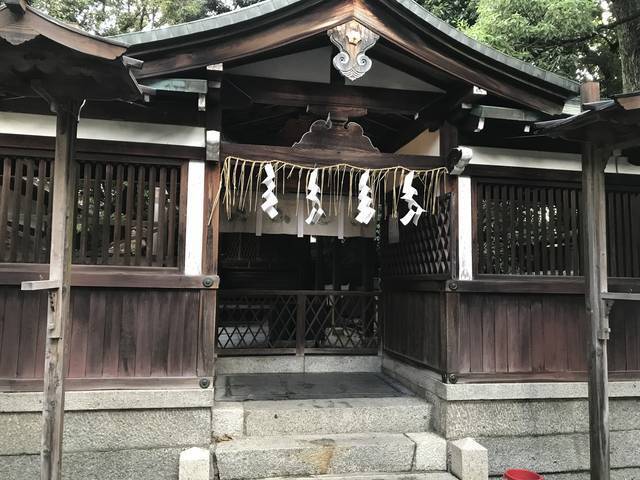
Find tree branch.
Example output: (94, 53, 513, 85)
(533, 8, 640, 48)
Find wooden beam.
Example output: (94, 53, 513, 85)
(221, 142, 445, 169)
(21, 279, 61, 291)
(582, 143, 611, 480)
(224, 74, 438, 114)
(133, 0, 353, 78)
(40, 103, 78, 480)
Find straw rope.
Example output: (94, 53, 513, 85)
(210, 156, 447, 225)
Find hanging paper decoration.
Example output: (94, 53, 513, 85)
(305, 168, 325, 225)
(355, 170, 375, 224)
(261, 163, 279, 219)
(213, 157, 446, 227)
(400, 171, 425, 226)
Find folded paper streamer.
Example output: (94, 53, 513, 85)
(355, 170, 376, 224)
(305, 168, 325, 225)
(261, 163, 279, 219)
(400, 171, 425, 226)
(213, 156, 447, 226)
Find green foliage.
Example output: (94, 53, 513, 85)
(465, 0, 600, 76)
(31, 0, 259, 36)
(418, 0, 479, 29)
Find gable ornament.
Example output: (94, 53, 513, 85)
(327, 20, 379, 81)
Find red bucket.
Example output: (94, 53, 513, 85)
(503, 469, 544, 480)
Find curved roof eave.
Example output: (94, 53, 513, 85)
(113, 0, 579, 95)
(112, 0, 305, 45)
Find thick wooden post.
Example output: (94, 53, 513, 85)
(41, 104, 78, 480)
(199, 64, 223, 380)
(581, 142, 610, 480)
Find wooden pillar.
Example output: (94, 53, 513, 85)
(199, 64, 223, 381)
(41, 103, 78, 480)
(582, 143, 610, 480)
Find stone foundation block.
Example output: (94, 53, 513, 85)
(448, 437, 488, 480)
(243, 397, 432, 436)
(216, 432, 415, 480)
(407, 432, 447, 471)
(180, 447, 210, 480)
(304, 355, 381, 373)
(213, 403, 244, 439)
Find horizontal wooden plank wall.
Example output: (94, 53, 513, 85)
(447, 292, 640, 381)
(0, 286, 203, 389)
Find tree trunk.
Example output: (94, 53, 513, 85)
(611, 0, 640, 92)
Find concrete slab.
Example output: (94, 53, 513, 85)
(216, 433, 416, 480)
(243, 397, 432, 436)
(215, 373, 405, 402)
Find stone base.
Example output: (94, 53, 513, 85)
(216, 355, 382, 374)
(382, 353, 640, 479)
(0, 389, 213, 480)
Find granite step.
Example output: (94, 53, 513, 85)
(258, 473, 458, 480)
(215, 432, 446, 480)
(214, 397, 433, 438)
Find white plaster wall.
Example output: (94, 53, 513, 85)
(0, 112, 205, 147)
(395, 129, 440, 156)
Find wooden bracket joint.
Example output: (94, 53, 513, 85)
(21, 279, 62, 291)
(600, 298, 614, 340)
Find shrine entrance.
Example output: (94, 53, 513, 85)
(212, 117, 447, 359)
(216, 232, 381, 356)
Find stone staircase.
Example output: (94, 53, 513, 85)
(213, 396, 455, 480)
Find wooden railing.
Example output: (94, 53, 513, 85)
(216, 290, 381, 355)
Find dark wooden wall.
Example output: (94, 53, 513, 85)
(0, 136, 214, 392)
(448, 292, 640, 380)
(0, 286, 204, 390)
(383, 289, 443, 372)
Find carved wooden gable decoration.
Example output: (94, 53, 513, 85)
(327, 20, 379, 81)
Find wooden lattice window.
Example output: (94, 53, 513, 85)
(476, 180, 582, 276)
(476, 179, 640, 278)
(606, 187, 640, 277)
(0, 153, 184, 267)
(0, 156, 54, 263)
(380, 193, 451, 277)
(74, 160, 183, 267)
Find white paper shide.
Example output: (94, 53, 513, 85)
(355, 170, 376, 224)
(305, 168, 325, 225)
(400, 171, 425, 226)
(261, 163, 279, 219)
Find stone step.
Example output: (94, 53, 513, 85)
(259, 473, 458, 480)
(215, 432, 446, 480)
(215, 397, 433, 438)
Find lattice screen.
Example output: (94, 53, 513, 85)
(0, 156, 54, 263)
(0, 154, 183, 267)
(380, 193, 451, 277)
(476, 179, 640, 277)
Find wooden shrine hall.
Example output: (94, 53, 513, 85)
(1, 0, 640, 479)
